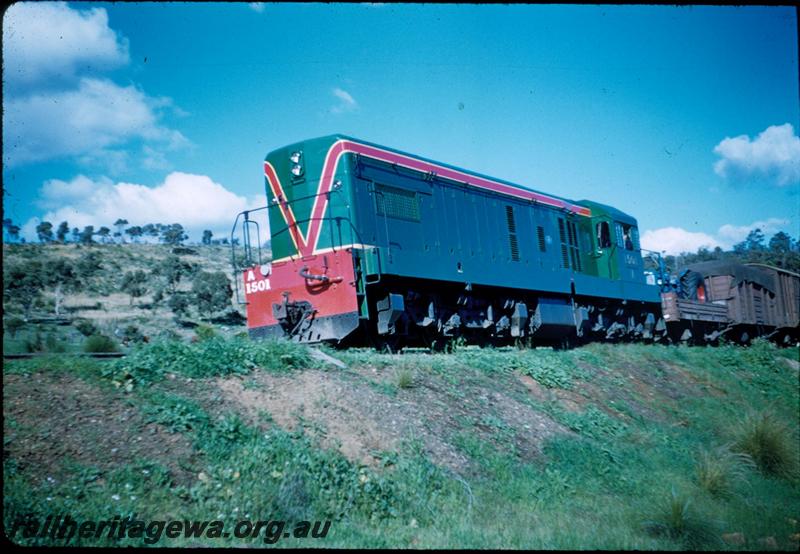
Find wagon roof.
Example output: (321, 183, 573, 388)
(687, 260, 776, 292)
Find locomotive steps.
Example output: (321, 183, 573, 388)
(4, 338, 799, 549)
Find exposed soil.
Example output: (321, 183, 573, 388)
(211, 365, 567, 473)
(3, 372, 199, 487)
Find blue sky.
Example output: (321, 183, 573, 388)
(3, 2, 799, 253)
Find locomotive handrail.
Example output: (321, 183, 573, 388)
(270, 185, 343, 208)
(267, 215, 367, 258)
(230, 205, 268, 305)
(298, 266, 344, 283)
(372, 186, 393, 264)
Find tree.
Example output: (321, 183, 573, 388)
(44, 259, 82, 315)
(71, 227, 81, 243)
(114, 219, 129, 243)
(97, 226, 111, 243)
(79, 226, 95, 245)
(120, 270, 149, 306)
(3, 218, 19, 243)
(154, 254, 192, 294)
(769, 231, 792, 254)
(143, 223, 159, 242)
(36, 221, 54, 243)
(192, 271, 232, 317)
(125, 225, 143, 243)
(56, 221, 70, 243)
(202, 229, 213, 245)
(161, 223, 188, 246)
(745, 228, 766, 252)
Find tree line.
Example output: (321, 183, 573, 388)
(2, 218, 233, 246)
(664, 229, 800, 274)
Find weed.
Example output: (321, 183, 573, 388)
(194, 323, 218, 341)
(144, 394, 208, 433)
(396, 369, 415, 389)
(694, 443, 755, 498)
(560, 405, 626, 440)
(518, 349, 581, 389)
(103, 336, 313, 390)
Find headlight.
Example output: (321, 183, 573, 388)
(289, 151, 301, 164)
(260, 263, 272, 277)
(291, 164, 303, 176)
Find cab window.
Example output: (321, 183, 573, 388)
(621, 223, 635, 251)
(596, 221, 611, 249)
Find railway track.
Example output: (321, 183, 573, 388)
(3, 352, 126, 360)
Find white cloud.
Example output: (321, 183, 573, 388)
(331, 87, 358, 114)
(713, 123, 800, 186)
(642, 217, 793, 255)
(249, 3, 266, 13)
(2, 2, 129, 88)
(3, 78, 190, 167)
(23, 173, 266, 242)
(640, 227, 720, 256)
(717, 218, 790, 246)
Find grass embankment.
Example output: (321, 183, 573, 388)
(4, 338, 799, 549)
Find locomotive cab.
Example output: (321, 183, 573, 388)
(579, 200, 646, 286)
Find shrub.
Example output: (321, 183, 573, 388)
(192, 271, 233, 317)
(73, 319, 98, 337)
(5, 316, 25, 338)
(168, 292, 191, 318)
(122, 324, 146, 344)
(120, 270, 149, 305)
(23, 331, 44, 353)
(734, 410, 798, 478)
(83, 334, 120, 353)
(694, 444, 755, 498)
(44, 333, 67, 353)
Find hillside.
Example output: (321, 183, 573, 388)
(3, 243, 250, 353)
(4, 335, 799, 549)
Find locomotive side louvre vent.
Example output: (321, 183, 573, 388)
(374, 183, 420, 222)
(567, 221, 582, 272)
(505, 205, 520, 261)
(558, 218, 570, 269)
(537, 226, 546, 252)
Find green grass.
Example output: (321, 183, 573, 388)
(4, 338, 800, 548)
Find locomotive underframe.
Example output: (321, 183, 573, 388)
(343, 275, 666, 350)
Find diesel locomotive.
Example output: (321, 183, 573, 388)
(231, 135, 799, 348)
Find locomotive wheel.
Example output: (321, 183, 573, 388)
(369, 332, 404, 354)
